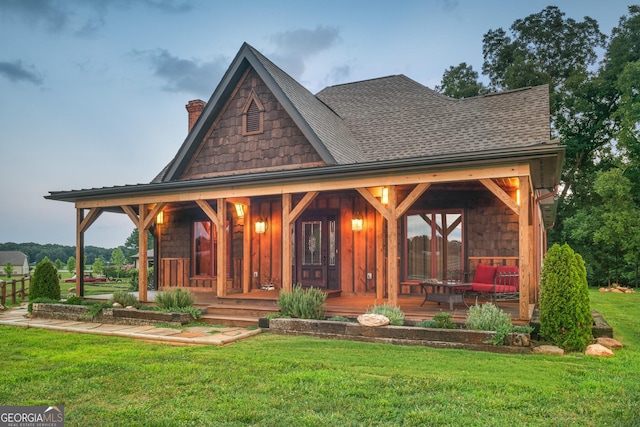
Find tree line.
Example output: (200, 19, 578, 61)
(436, 6, 640, 287)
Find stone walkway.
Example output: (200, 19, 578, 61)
(0, 305, 261, 346)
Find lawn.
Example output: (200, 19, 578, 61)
(0, 289, 638, 426)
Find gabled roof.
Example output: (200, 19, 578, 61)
(316, 76, 551, 162)
(159, 43, 363, 182)
(0, 251, 28, 266)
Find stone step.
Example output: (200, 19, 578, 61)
(199, 314, 259, 328)
(203, 304, 278, 318)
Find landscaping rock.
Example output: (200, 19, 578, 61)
(532, 345, 564, 355)
(112, 302, 123, 307)
(505, 332, 530, 347)
(595, 337, 622, 350)
(585, 343, 615, 357)
(610, 288, 624, 293)
(125, 306, 137, 310)
(357, 314, 390, 327)
(68, 287, 75, 293)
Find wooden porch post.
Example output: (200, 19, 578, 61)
(519, 176, 531, 320)
(386, 186, 399, 306)
(282, 194, 292, 292)
(138, 204, 148, 302)
(75, 207, 103, 297)
(76, 209, 85, 297)
(217, 198, 227, 297)
(243, 204, 251, 294)
(375, 211, 385, 302)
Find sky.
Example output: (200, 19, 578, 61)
(0, 0, 631, 249)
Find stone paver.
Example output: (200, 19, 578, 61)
(0, 305, 261, 346)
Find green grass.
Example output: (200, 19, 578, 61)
(0, 289, 638, 426)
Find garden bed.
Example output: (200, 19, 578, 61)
(265, 318, 533, 354)
(32, 303, 196, 326)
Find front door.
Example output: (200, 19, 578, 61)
(294, 212, 338, 289)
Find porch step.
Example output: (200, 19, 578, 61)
(199, 314, 259, 328)
(202, 304, 278, 318)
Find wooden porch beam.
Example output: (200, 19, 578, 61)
(76, 164, 531, 209)
(395, 183, 431, 219)
(243, 204, 251, 294)
(518, 176, 531, 320)
(195, 200, 221, 228)
(289, 191, 319, 223)
(387, 186, 399, 306)
(479, 179, 519, 215)
(75, 209, 85, 297)
(355, 188, 391, 221)
(142, 202, 166, 230)
(78, 208, 103, 233)
(122, 205, 140, 227)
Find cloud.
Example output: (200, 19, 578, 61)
(132, 49, 228, 97)
(268, 26, 341, 79)
(0, 60, 43, 85)
(0, 0, 194, 36)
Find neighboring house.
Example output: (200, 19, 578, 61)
(0, 251, 30, 276)
(131, 249, 154, 269)
(46, 43, 563, 320)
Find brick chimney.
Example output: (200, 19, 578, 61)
(185, 99, 206, 132)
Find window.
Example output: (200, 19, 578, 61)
(405, 211, 463, 281)
(242, 90, 264, 135)
(192, 220, 231, 277)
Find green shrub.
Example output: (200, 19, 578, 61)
(157, 306, 202, 320)
(108, 291, 140, 308)
(367, 303, 405, 326)
(278, 285, 327, 319)
(539, 243, 593, 351)
(415, 319, 437, 328)
(155, 288, 196, 309)
(433, 312, 456, 329)
(327, 316, 352, 322)
(64, 295, 84, 306)
(82, 302, 112, 320)
(29, 259, 60, 301)
(465, 302, 514, 345)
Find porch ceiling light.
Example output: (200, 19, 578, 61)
(255, 217, 266, 234)
(234, 203, 245, 218)
(351, 213, 363, 231)
(156, 211, 164, 225)
(381, 187, 389, 205)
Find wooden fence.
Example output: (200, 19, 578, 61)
(0, 276, 30, 306)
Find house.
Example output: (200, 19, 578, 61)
(131, 249, 154, 269)
(46, 43, 564, 320)
(0, 251, 30, 276)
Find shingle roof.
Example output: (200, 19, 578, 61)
(316, 75, 550, 162)
(0, 251, 28, 266)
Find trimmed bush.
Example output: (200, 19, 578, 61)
(109, 291, 140, 308)
(30, 259, 60, 301)
(433, 312, 456, 329)
(155, 288, 196, 309)
(278, 285, 327, 319)
(415, 319, 437, 328)
(539, 243, 593, 351)
(367, 303, 405, 326)
(466, 302, 513, 345)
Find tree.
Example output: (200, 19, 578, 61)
(66, 256, 76, 274)
(54, 259, 64, 271)
(124, 228, 154, 259)
(539, 244, 592, 352)
(92, 257, 105, 276)
(435, 63, 488, 99)
(4, 262, 13, 279)
(30, 258, 60, 301)
(111, 248, 126, 278)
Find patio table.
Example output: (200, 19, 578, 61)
(419, 280, 471, 311)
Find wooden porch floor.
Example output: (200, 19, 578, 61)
(191, 289, 531, 324)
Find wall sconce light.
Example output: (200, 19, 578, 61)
(516, 189, 521, 206)
(351, 213, 363, 231)
(234, 203, 245, 218)
(255, 217, 266, 234)
(381, 187, 389, 205)
(156, 211, 164, 225)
